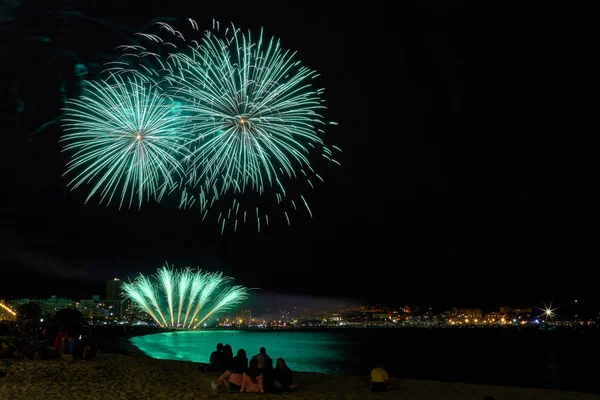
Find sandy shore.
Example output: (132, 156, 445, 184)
(0, 353, 598, 400)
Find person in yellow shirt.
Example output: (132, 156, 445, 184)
(370, 363, 392, 392)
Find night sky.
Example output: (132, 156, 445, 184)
(3, 1, 588, 315)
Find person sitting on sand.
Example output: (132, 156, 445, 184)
(240, 358, 264, 393)
(37, 326, 54, 346)
(222, 344, 233, 371)
(212, 348, 248, 392)
(370, 363, 392, 392)
(251, 347, 271, 369)
(251, 347, 274, 391)
(61, 331, 70, 354)
(81, 336, 97, 361)
(69, 333, 83, 360)
(262, 352, 275, 392)
(54, 328, 66, 352)
(208, 343, 224, 372)
(273, 358, 299, 392)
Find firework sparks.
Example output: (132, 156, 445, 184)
(122, 264, 250, 328)
(165, 21, 339, 230)
(61, 74, 189, 209)
(62, 19, 340, 231)
(169, 27, 327, 194)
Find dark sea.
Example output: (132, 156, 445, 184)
(129, 327, 599, 394)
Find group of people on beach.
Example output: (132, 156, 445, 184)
(1, 321, 396, 394)
(0, 323, 97, 362)
(207, 344, 299, 394)
(206, 342, 394, 394)
(54, 327, 97, 361)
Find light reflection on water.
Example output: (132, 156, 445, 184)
(129, 330, 351, 374)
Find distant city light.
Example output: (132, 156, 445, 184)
(0, 302, 17, 316)
(3, 295, 591, 330)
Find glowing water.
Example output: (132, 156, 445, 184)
(129, 330, 350, 374)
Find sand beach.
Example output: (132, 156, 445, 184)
(0, 352, 598, 400)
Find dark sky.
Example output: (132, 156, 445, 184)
(5, 1, 588, 314)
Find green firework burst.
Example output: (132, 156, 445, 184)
(61, 74, 189, 208)
(168, 24, 329, 200)
(61, 19, 340, 231)
(121, 264, 250, 328)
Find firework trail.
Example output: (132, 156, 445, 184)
(121, 264, 250, 328)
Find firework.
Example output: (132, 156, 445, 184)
(62, 19, 340, 231)
(167, 21, 340, 230)
(122, 264, 250, 328)
(61, 74, 189, 209)
(168, 23, 333, 197)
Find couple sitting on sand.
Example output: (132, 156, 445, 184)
(207, 343, 234, 372)
(211, 346, 298, 394)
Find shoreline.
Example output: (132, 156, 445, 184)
(0, 353, 598, 400)
(118, 330, 598, 395)
(116, 336, 153, 357)
(118, 336, 598, 397)
(107, 325, 572, 331)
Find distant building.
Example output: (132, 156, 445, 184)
(497, 306, 532, 319)
(444, 307, 483, 322)
(9, 296, 77, 316)
(44, 296, 76, 314)
(456, 308, 483, 321)
(7, 294, 128, 321)
(325, 313, 343, 322)
(368, 305, 385, 313)
(372, 313, 389, 320)
(120, 299, 151, 321)
(78, 295, 123, 320)
(106, 278, 122, 301)
(238, 309, 252, 323)
(484, 311, 504, 322)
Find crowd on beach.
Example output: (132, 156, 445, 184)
(205, 343, 393, 394)
(0, 322, 97, 363)
(1, 322, 394, 394)
(205, 344, 299, 394)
